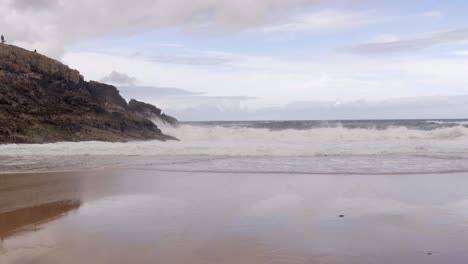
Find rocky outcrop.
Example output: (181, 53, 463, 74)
(0, 44, 177, 143)
(160, 113, 179, 126)
(88, 81, 128, 109)
(128, 99, 162, 116)
(0, 45, 82, 84)
(128, 99, 179, 126)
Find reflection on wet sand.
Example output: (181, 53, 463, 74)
(2, 170, 468, 263)
(0, 200, 81, 240)
(0, 172, 83, 214)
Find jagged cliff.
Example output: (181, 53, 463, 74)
(128, 99, 179, 126)
(0, 44, 177, 143)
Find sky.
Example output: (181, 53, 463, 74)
(2, 0, 468, 120)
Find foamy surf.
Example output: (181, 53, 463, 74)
(2, 123, 468, 157)
(2, 120, 468, 174)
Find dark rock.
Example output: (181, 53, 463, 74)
(88, 81, 128, 109)
(0, 44, 82, 84)
(128, 99, 179, 127)
(0, 44, 177, 144)
(161, 113, 179, 126)
(128, 99, 162, 117)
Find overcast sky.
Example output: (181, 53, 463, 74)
(2, 0, 468, 120)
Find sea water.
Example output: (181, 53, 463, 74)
(1, 119, 468, 174)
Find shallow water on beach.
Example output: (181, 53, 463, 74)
(2, 169, 468, 264)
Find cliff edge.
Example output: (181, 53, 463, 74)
(128, 99, 179, 126)
(0, 44, 177, 143)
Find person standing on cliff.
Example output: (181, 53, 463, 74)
(1, 35, 4, 44)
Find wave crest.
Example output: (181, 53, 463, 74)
(2, 124, 468, 157)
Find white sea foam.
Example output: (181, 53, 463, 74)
(426, 120, 468, 126)
(1, 124, 468, 157)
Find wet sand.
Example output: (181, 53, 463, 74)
(2, 170, 468, 263)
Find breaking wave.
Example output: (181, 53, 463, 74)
(1, 123, 468, 157)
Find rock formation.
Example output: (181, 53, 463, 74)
(0, 44, 177, 143)
(128, 99, 179, 126)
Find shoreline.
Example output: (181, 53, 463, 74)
(2, 153, 468, 176)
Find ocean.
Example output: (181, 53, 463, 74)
(3, 119, 468, 264)
(1, 119, 468, 174)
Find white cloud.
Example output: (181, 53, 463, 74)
(373, 34, 401, 43)
(261, 9, 375, 33)
(156, 42, 185, 48)
(148, 54, 232, 66)
(3, 0, 467, 122)
(347, 27, 468, 54)
(449, 50, 468, 56)
(421, 11, 445, 18)
(63, 46, 468, 120)
(137, 93, 468, 121)
(0, 0, 340, 58)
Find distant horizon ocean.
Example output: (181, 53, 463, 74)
(1, 119, 468, 175)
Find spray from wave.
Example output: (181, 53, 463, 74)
(2, 120, 468, 157)
(2, 120, 468, 174)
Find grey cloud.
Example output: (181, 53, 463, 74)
(149, 54, 232, 66)
(0, 0, 338, 58)
(115, 85, 255, 120)
(119, 86, 202, 98)
(115, 84, 468, 121)
(100, 71, 136, 85)
(11, 0, 57, 10)
(161, 95, 468, 121)
(204, 96, 255, 100)
(118, 85, 255, 101)
(347, 27, 468, 54)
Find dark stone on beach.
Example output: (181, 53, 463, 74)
(427, 253, 433, 255)
(339, 215, 345, 218)
(0, 44, 177, 143)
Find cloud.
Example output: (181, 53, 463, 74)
(11, 0, 57, 10)
(372, 34, 400, 43)
(346, 27, 468, 54)
(149, 54, 232, 66)
(100, 71, 136, 85)
(157, 43, 184, 48)
(64, 48, 468, 111)
(169, 95, 468, 121)
(116, 85, 255, 119)
(0, 0, 352, 58)
(449, 50, 468, 56)
(119, 86, 201, 98)
(62, 47, 468, 120)
(118, 85, 254, 101)
(261, 9, 375, 33)
(421, 11, 445, 18)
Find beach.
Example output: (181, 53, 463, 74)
(2, 120, 468, 263)
(3, 1, 468, 262)
(2, 167, 468, 264)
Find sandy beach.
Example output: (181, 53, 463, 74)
(2, 168, 468, 264)
(2, 0, 468, 262)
